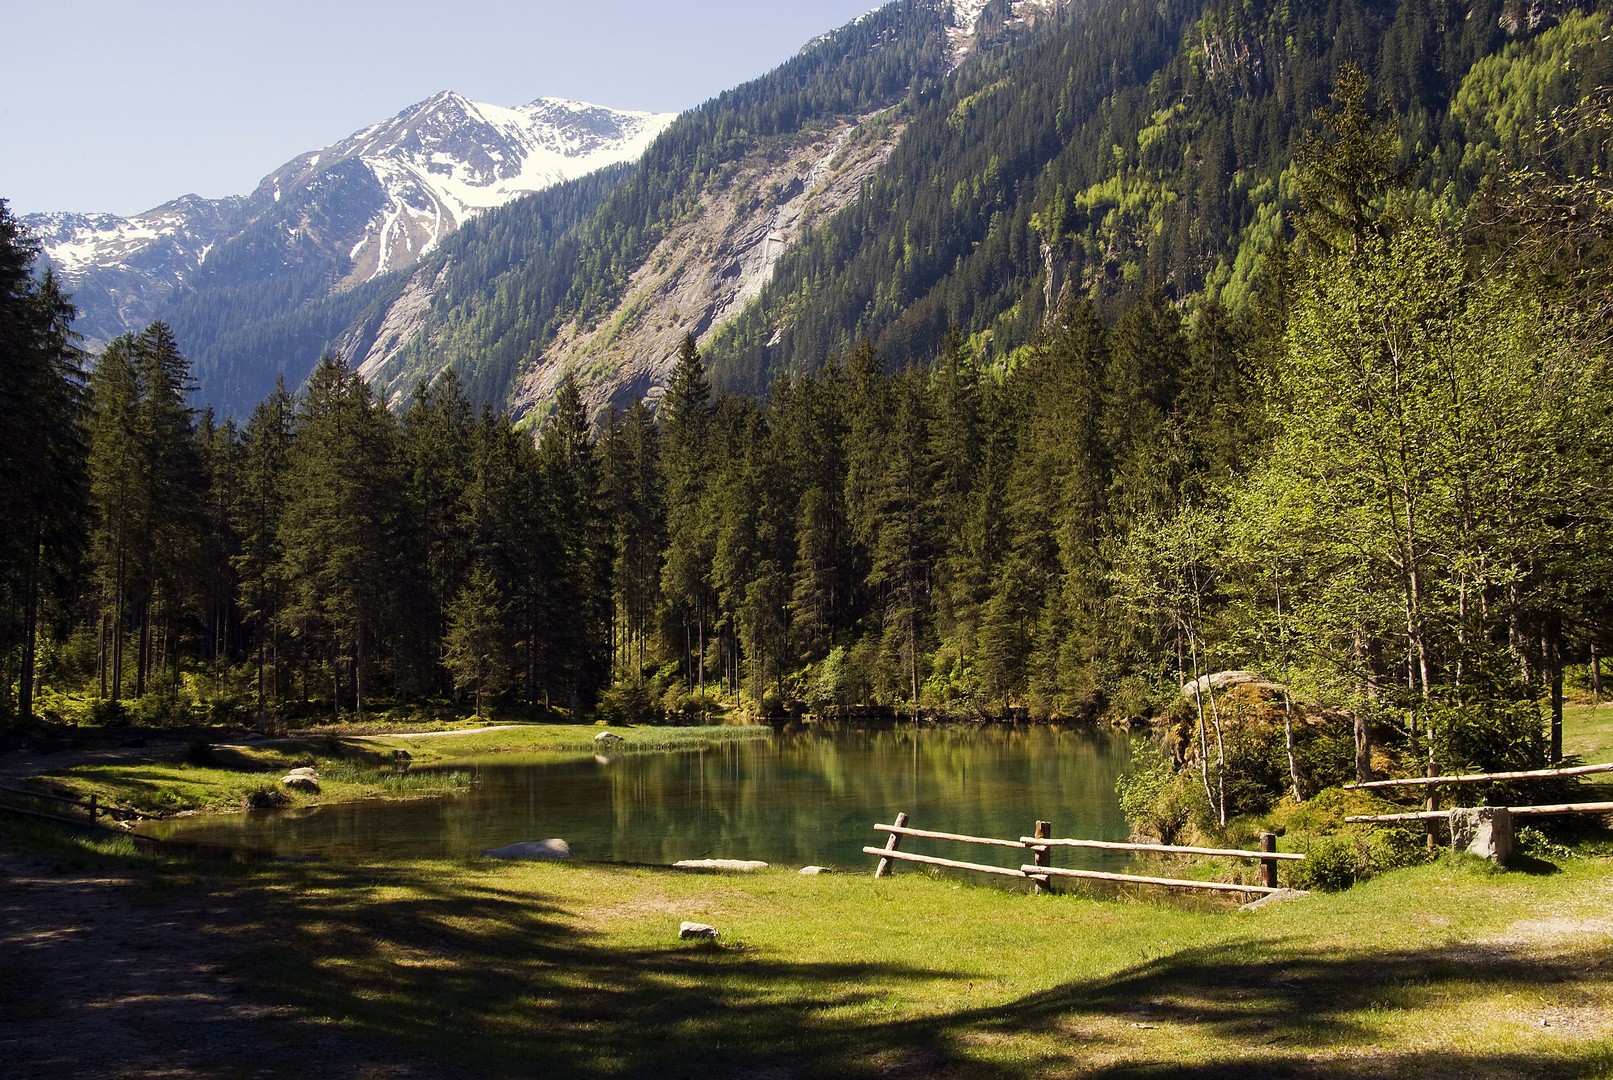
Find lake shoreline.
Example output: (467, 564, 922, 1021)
(3, 722, 774, 824)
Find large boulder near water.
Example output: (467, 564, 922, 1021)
(594, 731, 625, 744)
(484, 839, 572, 860)
(279, 775, 320, 793)
(1181, 670, 1287, 704)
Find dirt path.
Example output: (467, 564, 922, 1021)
(348, 724, 524, 740)
(0, 848, 439, 1079)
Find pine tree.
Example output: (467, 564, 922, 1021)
(444, 563, 514, 719)
(233, 378, 294, 716)
(0, 204, 85, 723)
(277, 355, 401, 717)
(660, 334, 715, 696)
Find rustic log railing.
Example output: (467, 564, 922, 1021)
(864, 814, 1301, 896)
(1344, 762, 1613, 790)
(0, 783, 160, 824)
(1347, 801, 1613, 824)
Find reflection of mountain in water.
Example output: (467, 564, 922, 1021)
(143, 726, 1135, 874)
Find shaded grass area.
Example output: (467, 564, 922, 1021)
(6, 805, 1604, 1080)
(360, 722, 772, 762)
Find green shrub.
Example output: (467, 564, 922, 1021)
(1287, 826, 1427, 891)
(1116, 742, 1204, 844)
(1516, 825, 1575, 861)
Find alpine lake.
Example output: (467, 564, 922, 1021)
(138, 723, 1140, 878)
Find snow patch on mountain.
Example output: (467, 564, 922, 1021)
(948, 0, 1067, 65)
(22, 92, 675, 337)
(277, 92, 675, 281)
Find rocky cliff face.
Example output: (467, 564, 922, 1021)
(518, 115, 904, 421)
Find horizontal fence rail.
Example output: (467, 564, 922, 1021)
(1344, 762, 1613, 790)
(868, 813, 1302, 896)
(875, 823, 1030, 849)
(1022, 865, 1289, 894)
(860, 847, 1033, 878)
(1348, 800, 1613, 824)
(1021, 837, 1306, 861)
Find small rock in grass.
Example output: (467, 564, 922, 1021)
(594, 731, 625, 743)
(679, 922, 719, 940)
(673, 859, 768, 871)
(798, 865, 829, 875)
(279, 775, 320, 793)
(286, 766, 319, 779)
(483, 839, 572, 861)
(1239, 889, 1311, 912)
(392, 749, 411, 761)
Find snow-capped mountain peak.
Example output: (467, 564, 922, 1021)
(261, 92, 675, 280)
(24, 91, 676, 345)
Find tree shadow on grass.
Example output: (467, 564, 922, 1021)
(214, 861, 1613, 1080)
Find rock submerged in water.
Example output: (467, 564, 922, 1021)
(673, 859, 768, 871)
(279, 775, 320, 793)
(679, 922, 719, 940)
(484, 839, 573, 861)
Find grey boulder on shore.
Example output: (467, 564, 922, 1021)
(673, 859, 768, 871)
(484, 839, 573, 860)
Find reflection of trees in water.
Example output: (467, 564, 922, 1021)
(153, 727, 1137, 867)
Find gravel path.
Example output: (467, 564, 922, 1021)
(0, 848, 438, 1079)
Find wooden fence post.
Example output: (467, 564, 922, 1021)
(1426, 789, 1440, 853)
(875, 811, 909, 878)
(88, 794, 98, 824)
(1033, 820, 1052, 893)
(1259, 832, 1278, 889)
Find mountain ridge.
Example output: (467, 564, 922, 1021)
(21, 91, 674, 411)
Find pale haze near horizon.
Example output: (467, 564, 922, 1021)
(1, 0, 878, 217)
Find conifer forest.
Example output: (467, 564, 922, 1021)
(6, 0, 1613, 815)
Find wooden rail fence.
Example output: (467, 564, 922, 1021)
(1342, 761, 1613, 828)
(1344, 762, 1613, 790)
(863, 813, 1302, 896)
(0, 783, 161, 833)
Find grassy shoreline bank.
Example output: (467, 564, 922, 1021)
(3, 722, 771, 819)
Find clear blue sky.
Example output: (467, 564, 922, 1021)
(1, 1, 877, 216)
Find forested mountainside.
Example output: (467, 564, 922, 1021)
(355, 0, 1612, 417)
(351, 0, 961, 421)
(704, 0, 1613, 389)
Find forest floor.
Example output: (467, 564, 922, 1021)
(1, 812, 1611, 1080)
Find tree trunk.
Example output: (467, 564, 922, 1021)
(1547, 618, 1563, 763)
(1594, 645, 1603, 703)
(19, 530, 40, 723)
(1355, 709, 1373, 783)
(1282, 690, 1303, 803)
(135, 598, 150, 699)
